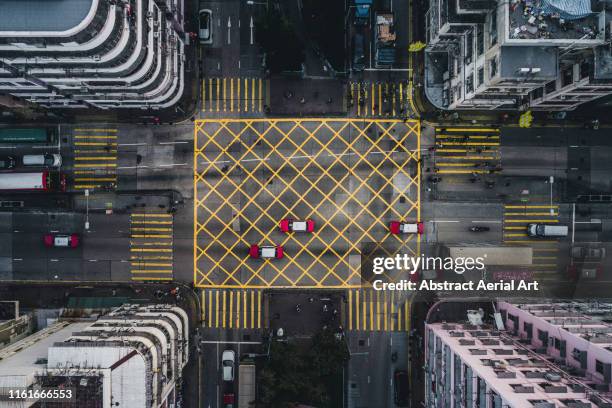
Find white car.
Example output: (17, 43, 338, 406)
(221, 350, 235, 381)
(199, 9, 213, 44)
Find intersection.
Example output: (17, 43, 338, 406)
(194, 119, 421, 288)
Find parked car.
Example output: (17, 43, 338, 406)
(223, 393, 234, 408)
(0, 156, 15, 169)
(249, 245, 284, 259)
(43, 233, 79, 248)
(199, 9, 213, 44)
(22, 154, 62, 167)
(394, 370, 409, 407)
(571, 246, 606, 260)
(279, 219, 315, 233)
(389, 221, 424, 235)
(221, 350, 235, 382)
(352, 32, 365, 72)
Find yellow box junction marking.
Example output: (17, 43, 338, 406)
(194, 119, 421, 289)
(130, 212, 174, 281)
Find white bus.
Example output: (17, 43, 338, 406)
(0, 171, 65, 191)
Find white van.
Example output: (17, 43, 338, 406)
(22, 154, 62, 167)
(527, 223, 568, 238)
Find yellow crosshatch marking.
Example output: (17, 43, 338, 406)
(194, 119, 421, 289)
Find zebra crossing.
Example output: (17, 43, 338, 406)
(346, 289, 410, 332)
(503, 204, 560, 277)
(201, 289, 264, 330)
(129, 212, 174, 281)
(434, 127, 501, 177)
(72, 127, 118, 190)
(348, 80, 410, 117)
(202, 77, 268, 114)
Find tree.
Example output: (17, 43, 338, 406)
(255, 8, 304, 73)
(309, 328, 350, 378)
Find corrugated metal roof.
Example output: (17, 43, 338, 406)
(0, 0, 94, 32)
(538, 0, 592, 20)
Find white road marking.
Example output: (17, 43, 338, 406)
(159, 141, 189, 145)
(471, 220, 502, 224)
(430, 220, 459, 223)
(159, 163, 188, 167)
(13, 258, 22, 261)
(0, 146, 16, 149)
(50, 259, 59, 262)
(118, 143, 146, 146)
(117, 165, 149, 169)
(198, 150, 406, 167)
(199, 340, 262, 344)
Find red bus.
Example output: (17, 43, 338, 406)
(0, 171, 65, 191)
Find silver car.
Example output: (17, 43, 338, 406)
(199, 9, 213, 45)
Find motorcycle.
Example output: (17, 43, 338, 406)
(469, 226, 490, 232)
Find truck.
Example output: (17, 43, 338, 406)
(238, 363, 255, 408)
(375, 13, 396, 68)
(353, 0, 372, 26)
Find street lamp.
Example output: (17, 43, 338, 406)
(84, 189, 90, 230)
(246, 0, 268, 7)
(548, 176, 554, 215)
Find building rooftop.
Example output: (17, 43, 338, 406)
(0, 321, 90, 385)
(509, 1, 602, 41)
(0, 0, 95, 32)
(500, 46, 558, 78)
(429, 322, 612, 407)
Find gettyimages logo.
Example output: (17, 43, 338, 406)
(371, 253, 486, 275)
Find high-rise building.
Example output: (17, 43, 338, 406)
(0, 303, 189, 408)
(0, 0, 185, 110)
(424, 301, 612, 408)
(424, 0, 612, 111)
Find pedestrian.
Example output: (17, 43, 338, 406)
(296, 304, 301, 313)
(308, 297, 314, 303)
(323, 304, 328, 312)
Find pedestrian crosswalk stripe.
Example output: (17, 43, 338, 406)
(348, 80, 409, 118)
(202, 77, 266, 113)
(129, 212, 173, 281)
(201, 289, 264, 329)
(72, 127, 118, 191)
(346, 289, 409, 332)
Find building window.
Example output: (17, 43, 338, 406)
(553, 337, 561, 350)
(478, 68, 484, 86)
(476, 27, 484, 56)
(465, 31, 474, 61)
(545, 81, 556, 94)
(490, 57, 498, 78)
(466, 76, 474, 94)
(523, 322, 533, 339)
(490, 12, 497, 46)
(562, 68, 573, 87)
(596, 359, 604, 375)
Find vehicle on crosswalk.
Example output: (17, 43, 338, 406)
(221, 350, 235, 381)
(279, 219, 315, 233)
(44, 233, 79, 248)
(389, 221, 424, 235)
(199, 9, 212, 44)
(527, 223, 568, 238)
(249, 245, 284, 259)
